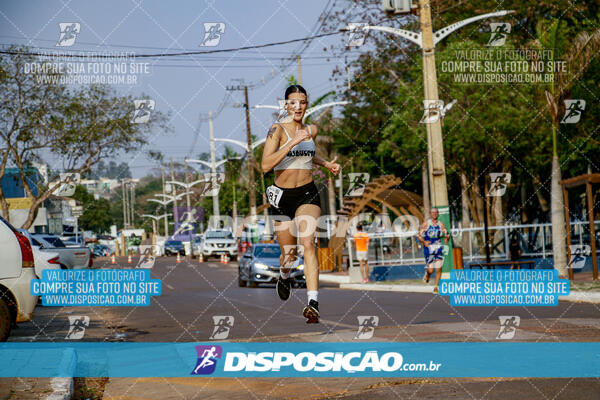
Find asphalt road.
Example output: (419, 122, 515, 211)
(5, 256, 600, 400)
(9, 256, 600, 342)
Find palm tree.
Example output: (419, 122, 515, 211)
(534, 20, 600, 277)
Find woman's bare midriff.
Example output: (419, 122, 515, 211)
(274, 169, 313, 188)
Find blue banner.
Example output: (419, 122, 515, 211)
(439, 269, 570, 306)
(0, 342, 598, 378)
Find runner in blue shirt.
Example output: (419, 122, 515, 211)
(417, 208, 449, 294)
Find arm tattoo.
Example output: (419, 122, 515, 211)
(267, 126, 276, 139)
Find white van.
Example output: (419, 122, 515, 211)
(0, 216, 38, 341)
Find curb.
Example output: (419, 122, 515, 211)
(338, 283, 600, 303)
(44, 348, 76, 400)
(340, 283, 432, 293)
(319, 274, 350, 284)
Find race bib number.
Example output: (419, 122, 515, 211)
(266, 185, 283, 208)
(429, 243, 442, 252)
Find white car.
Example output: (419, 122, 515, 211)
(18, 230, 63, 278)
(201, 229, 238, 260)
(0, 216, 38, 341)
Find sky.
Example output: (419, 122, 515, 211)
(0, 0, 348, 178)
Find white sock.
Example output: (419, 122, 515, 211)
(280, 269, 290, 279)
(307, 291, 318, 303)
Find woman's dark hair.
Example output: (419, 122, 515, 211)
(285, 84, 307, 100)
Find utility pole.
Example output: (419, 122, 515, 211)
(343, 3, 514, 277)
(170, 158, 178, 231)
(130, 181, 135, 228)
(226, 83, 258, 222)
(297, 55, 302, 85)
(209, 111, 220, 226)
(121, 180, 127, 228)
(419, 0, 449, 209)
(243, 86, 257, 220)
(161, 169, 168, 237)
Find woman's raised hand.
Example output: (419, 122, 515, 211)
(326, 156, 341, 176)
(292, 125, 311, 144)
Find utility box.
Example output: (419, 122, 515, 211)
(382, 0, 415, 14)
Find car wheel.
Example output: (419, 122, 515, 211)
(231, 255, 238, 262)
(60, 264, 67, 270)
(0, 298, 11, 342)
(238, 277, 247, 287)
(249, 281, 258, 288)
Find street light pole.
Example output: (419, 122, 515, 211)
(244, 86, 257, 221)
(418, 0, 448, 209)
(161, 169, 168, 237)
(208, 111, 220, 225)
(343, 6, 514, 277)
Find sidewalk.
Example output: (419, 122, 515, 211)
(319, 273, 600, 303)
(101, 316, 600, 399)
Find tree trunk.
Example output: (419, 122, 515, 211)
(327, 176, 336, 216)
(460, 172, 471, 249)
(551, 156, 568, 278)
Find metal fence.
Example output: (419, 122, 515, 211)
(346, 220, 600, 267)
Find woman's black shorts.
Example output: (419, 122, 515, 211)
(268, 181, 321, 221)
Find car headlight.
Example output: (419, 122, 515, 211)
(254, 263, 269, 270)
(296, 264, 304, 270)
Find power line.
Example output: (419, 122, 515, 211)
(0, 31, 341, 59)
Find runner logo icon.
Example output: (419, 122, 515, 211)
(56, 22, 80, 47)
(65, 315, 89, 339)
(354, 316, 379, 339)
(201, 23, 225, 46)
(210, 316, 234, 340)
(131, 99, 155, 124)
(560, 99, 586, 124)
(191, 345, 223, 375)
(487, 23, 511, 46)
(497, 316, 520, 339)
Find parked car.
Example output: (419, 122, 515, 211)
(192, 235, 204, 257)
(201, 229, 238, 260)
(17, 231, 62, 279)
(89, 243, 111, 257)
(164, 240, 186, 256)
(238, 243, 305, 288)
(22, 232, 92, 269)
(0, 216, 38, 341)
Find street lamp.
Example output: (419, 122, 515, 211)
(342, 4, 514, 277)
(185, 157, 228, 225)
(142, 213, 172, 237)
(148, 192, 189, 237)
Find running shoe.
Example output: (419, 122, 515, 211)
(303, 300, 320, 324)
(276, 276, 292, 301)
(422, 272, 430, 283)
(433, 286, 439, 294)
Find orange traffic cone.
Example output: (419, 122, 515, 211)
(111, 254, 116, 265)
(224, 254, 229, 264)
(127, 254, 132, 264)
(198, 253, 204, 263)
(219, 254, 224, 264)
(176, 252, 181, 263)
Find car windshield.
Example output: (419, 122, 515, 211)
(206, 231, 233, 239)
(254, 246, 281, 258)
(166, 241, 182, 246)
(41, 236, 65, 247)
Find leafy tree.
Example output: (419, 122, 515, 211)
(72, 185, 112, 234)
(0, 46, 170, 228)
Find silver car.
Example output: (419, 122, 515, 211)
(238, 244, 305, 288)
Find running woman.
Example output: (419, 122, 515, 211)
(417, 208, 449, 294)
(261, 85, 341, 323)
